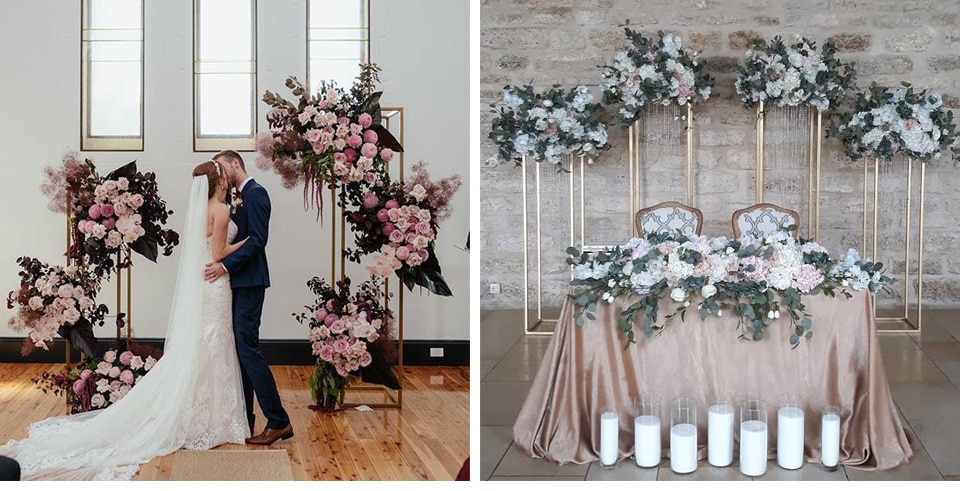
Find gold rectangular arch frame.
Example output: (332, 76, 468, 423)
(862, 157, 925, 334)
(754, 102, 822, 241)
(628, 103, 695, 237)
(334, 107, 405, 408)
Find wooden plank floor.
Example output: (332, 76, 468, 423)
(0, 364, 469, 481)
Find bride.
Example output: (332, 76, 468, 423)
(0, 161, 251, 480)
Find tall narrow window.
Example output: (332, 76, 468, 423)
(81, 0, 144, 151)
(194, 0, 257, 151)
(307, 0, 369, 93)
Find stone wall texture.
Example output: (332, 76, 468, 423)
(480, 0, 960, 310)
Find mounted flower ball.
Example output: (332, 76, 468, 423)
(257, 63, 403, 216)
(343, 162, 462, 296)
(735, 35, 855, 111)
(600, 29, 714, 125)
(488, 84, 610, 168)
(829, 83, 960, 162)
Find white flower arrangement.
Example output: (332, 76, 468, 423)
(489, 84, 610, 167)
(735, 36, 855, 111)
(600, 29, 714, 125)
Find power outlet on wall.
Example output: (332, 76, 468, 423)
(489, 283, 501, 294)
(430, 347, 444, 358)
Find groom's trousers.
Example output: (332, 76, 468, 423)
(233, 287, 290, 430)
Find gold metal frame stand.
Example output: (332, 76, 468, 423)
(863, 157, 925, 334)
(341, 107, 404, 408)
(755, 103, 822, 240)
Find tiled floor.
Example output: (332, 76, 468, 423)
(480, 309, 960, 481)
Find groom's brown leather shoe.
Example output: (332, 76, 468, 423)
(245, 424, 294, 445)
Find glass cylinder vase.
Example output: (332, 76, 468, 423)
(707, 396, 735, 467)
(669, 396, 698, 474)
(599, 406, 619, 469)
(777, 393, 805, 470)
(739, 398, 768, 477)
(634, 393, 662, 468)
(821, 406, 841, 471)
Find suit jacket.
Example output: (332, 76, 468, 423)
(223, 179, 271, 289)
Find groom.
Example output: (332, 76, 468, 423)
(204, 150, 293, 445)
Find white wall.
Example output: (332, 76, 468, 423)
(0, 0, 470, 342)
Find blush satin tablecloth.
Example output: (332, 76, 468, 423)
(513, 290, 914, 470)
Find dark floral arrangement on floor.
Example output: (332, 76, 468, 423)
(293, 276, 397, 412)
(7, 257, 108, 357)
(33, 344, 161, 414)
(343, 162, 462, 296)
(42, 154, 180, 278)
(257, 63, 404, 216)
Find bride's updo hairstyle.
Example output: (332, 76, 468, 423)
(192, 161, 222, 199)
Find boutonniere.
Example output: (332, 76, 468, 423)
(231, 189, 243, 212)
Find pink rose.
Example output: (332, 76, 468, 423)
(385, 199, 399, 209)
(362, 193, 379, 209)
(108, 366, 121, 378)
(324, 313, 339, 327)
(363, 129, 378, 144)
(119, 350, 133, 365)
(364, 172, 377, 184)
(334, 152, 346, 162)
(100, 204, 115, 217)
(416, 221, 432, 235)
(326, 300, 335, 310)
(311, 341, 322, 355)
(115, 202, 128, 215)
(359, 351, 373, 367)
(346, 135, 363, 149)
(88, 204, 102, 219)
(377, 209, 390, 222)
(72, 379, 85, 395)
(358, 113, 373, 128)
(306, 129, 323, 143)
(119, 369, 135, 385)
(330, 319, 346, 334)
(387, 208, 401, 221)
(81, 369, 94, 380)
(102, 217, 116, 230)
(339, 117, 350, 126)
(382, 222, 395, 234)
(350, 123, 363, 135)
(334, 339, 350, 352)
(103, 350, 117, 363)
(361, 142, 378, 158)
(395, 246, 410, 260)
(319, 345, 334, 362)
(84, 220, 97, 234)
(344, 148, 358, 163)
(312, 142, 328, 154)
(389, 230, 405, 243)
(380, 149, 395, 162)
(419, 249, 429, 260)
(130, 194, 144, 208)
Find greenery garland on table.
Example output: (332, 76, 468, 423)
(567, 230, 891, 349)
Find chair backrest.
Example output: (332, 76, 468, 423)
(731, 203, 800, 238)
(635, 201, 703, 237)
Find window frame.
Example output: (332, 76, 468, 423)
(306, 0, 371, 94)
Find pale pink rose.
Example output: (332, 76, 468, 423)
(362, 193, 379, 209)
(79, 297, 94, 310)
(359, 351, 373, 367)
(389, 229, 405, 244)
(109, 390, 121, 403)
(83, 220, 96, 234)
(130, 194, 144, 208)
(28, 296, 43, 311)
(72, 379, 85, 395)
(408, 184, 428, 201)
(346, 135, 363, 148)
(406, 253, 423, 267)
(130, 356, 144, 370)
(311, 341, 322, 355)
(333, 162, 348, 176)
(105, 231, 122, 249)
(88, 204, 102, 219)
(81, 369, 94, 380)
(77, 219, 88, 231)
(406, 232, 417, 244)
(108, 366, 121, 378)
(350, 123, 363, 135)
(413, 236, 430, 250)
(334, 152, 346, 162)
(114, 202, 128, 215)
(324, 313, 339, 327)
(326, 300, 335, 310)
(380, 149, 395, 162)
(318, 326, 330, 338)
(344, 148, 357, 163)
(339, 117, 350, 126)
(110, 380, 122, 391)
(348, 167, 364, 182)
(119, 385, 130, 396)
(319, 345, 334, 362)
(415, 221, 432, 235)
(364, 172, 377, 184)
(377, 209, 390, 222)
(330, 319, 346, 334)
(358, 113, 373, 128)
(387, 208, 401, 221)
(382, 222, 395, 234)
(72, 286, 84, 298)
(119, 350, 133, 365)
(57, 285, 73, 298)
(144, 356, 157, 371)
(63, 307, 81, 324)
(92, 224, 108, 239)
(385, 199, 399, 209)
(312, 142, 329, 154)
(119, 369, 134, 385)
(356, 156, 373, 172)
(103, 350, 117, 363)
(395, 217, 410, 232)
(117, 177, 129, 190)
(335, 364, 349, 378)
(395, 246, 410, 261)
(91, 393, 105, 408)
(100, 204, 115, 217)
(306, 129, 323, 143)
(334, 339, 350, 352)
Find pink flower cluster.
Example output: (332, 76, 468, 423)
(76, 178, 146, 248)
(297, 100, 395, 184)
(13, 265, 97, 350)
(307, 303, 381, 378)
(367, 200, 436, 277)
(79, 349, 156, 409)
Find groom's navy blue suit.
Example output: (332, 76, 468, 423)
(223, 178, 290, 431)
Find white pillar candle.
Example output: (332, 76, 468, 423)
(777, 406, 805, 469)
(708, 403, 734, 467)
(600, 411, 619, 466)
(670, 423, 698, 474)
(821, 413, 841, 468)
(634, 415, 661, 467)
(740, 420, 768, 477)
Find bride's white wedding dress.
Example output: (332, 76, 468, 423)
(0, 177, 248, 480)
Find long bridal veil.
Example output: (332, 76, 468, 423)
(0, 176, 244, 480)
